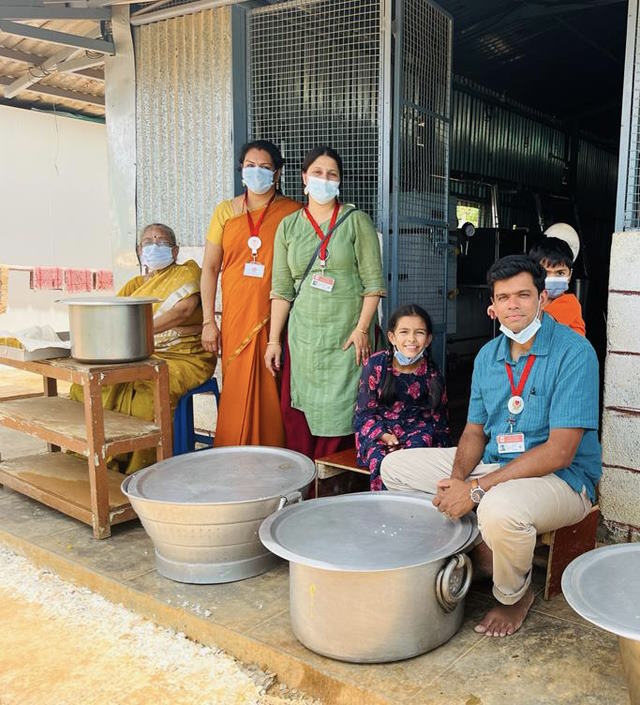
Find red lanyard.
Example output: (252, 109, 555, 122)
(244, 192, 275, 237)
(303, 202, 340, 264)
(505, 355, 536, 397)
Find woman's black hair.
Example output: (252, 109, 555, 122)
(301, 145, 344, 181)
(238, 140, 285, 171)
(379, 304, 442, 408)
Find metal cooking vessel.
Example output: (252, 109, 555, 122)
(562, 543, 640, 705)
(58, 296, 158, 363)
(259, 492, 476, 663)
(122, 446, 316, 584)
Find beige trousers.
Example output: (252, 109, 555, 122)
(380, 447, 592, 605)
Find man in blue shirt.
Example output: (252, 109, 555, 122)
(381, 255, 601, 637)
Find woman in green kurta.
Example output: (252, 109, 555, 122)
(265, 146, 386, 459)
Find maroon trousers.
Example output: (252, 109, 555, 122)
(280, 338, 353, 461)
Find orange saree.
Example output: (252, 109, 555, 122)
(214, 196, 301, 447)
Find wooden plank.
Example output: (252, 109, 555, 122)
(43, 376, 60, 453)
(0, 397, 159, 448)
(152, 361, 172, 461)
(544, 506, 600, 600)
(84, 372, 112, 539)
(0, 356, 86, 384)
(107, 433, 163, 458)
(0, 453, 131, 529)
(314, 447, 369, 476)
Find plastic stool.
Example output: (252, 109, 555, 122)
(173, 377, 220, 455)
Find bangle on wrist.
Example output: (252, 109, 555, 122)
(202, 319, 213, 325)
(266, 341, 281, 346)
(357, 327, 368, 335)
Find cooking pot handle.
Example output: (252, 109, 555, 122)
(277, 490, 303, 511)
(436, 553, 473, 613)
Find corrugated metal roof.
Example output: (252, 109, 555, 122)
(0, 17, 106, 118)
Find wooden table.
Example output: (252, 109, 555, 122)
(0, 356, 172, 538)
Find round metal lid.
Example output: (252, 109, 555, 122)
(562, 543, 640, 641)
(259, 492, 477, 572)
(123, 446, 316, 504)
(58, 296, 160, 306)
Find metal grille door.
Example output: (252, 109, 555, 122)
(392, 0, 453, 344)
(247, 0, 453, 354)
(247, 0, 385, 221)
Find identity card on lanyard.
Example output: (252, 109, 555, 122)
(496, 354, 535, 454)
(243, 193, 275, 278)
(306, 203, 340, 293)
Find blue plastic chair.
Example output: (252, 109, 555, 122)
(173, 377, 220, 455)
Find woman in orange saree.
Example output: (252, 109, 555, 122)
(201, 141, 300, 446)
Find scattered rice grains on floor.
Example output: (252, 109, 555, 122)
(0, 544, 322, 705)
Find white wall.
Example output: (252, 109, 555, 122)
(0, 105, 111, 332)
(601, 230, 640, 541)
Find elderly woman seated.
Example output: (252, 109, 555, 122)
(70, 223, 216, 473)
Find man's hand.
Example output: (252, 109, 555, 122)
(432, 478, 474, 519)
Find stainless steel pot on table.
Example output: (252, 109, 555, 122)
(562, 543, 640, 705)
(259, 492, 476, 663)
(122, 446, 316, 584)
(58, 296, 158, 363)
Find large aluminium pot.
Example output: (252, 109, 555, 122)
(58, 296, 158, 363)
(122, 446, 316, 584)
(562, 543, 640, 705)
(259, 492, 476, 663)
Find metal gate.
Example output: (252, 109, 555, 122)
(247, 0, 452, 363)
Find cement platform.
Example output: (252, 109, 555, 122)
(0, 403, 631, 705)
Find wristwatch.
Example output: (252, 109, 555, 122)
(470, 479, 486, 504)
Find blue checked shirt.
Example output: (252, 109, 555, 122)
(467, 313, 602, 502)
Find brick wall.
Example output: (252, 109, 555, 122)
(601, 231, 640, 541)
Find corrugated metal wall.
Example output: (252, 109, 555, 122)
(134, 8, 234, 247)
(449, 78, 618, 226)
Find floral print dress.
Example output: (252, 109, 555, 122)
(354, 350, 450, 490)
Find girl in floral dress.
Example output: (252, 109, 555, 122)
(354, 304, 450, 490)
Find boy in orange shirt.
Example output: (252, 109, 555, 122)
(529, 237, 586, 336)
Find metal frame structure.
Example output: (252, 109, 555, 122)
(244, 0, 452, 368)
(615, 0, 639, 231)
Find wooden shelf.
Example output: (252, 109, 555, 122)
(0, 354, 171, 538)
(0, 396, 161, 456)
(0, 453, 137, 528)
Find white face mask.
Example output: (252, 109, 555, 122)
(141, 243, 175, 272)
(545, 276, 569, 300)
(305, 175, 340, 204)
(499, 299, 542, 344)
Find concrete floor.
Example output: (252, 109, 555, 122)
(0, 362, 632, 705)
(0, 425, 631, 705)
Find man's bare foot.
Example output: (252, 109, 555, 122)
(470, 541, 493, 581)
(474, 586, 535, 637)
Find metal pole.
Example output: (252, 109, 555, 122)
(130, 0, 247, 26)
(615, 0, 639, 231)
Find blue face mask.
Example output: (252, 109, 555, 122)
(545, 276, 569, 300)
(242, 166, 274, 195)
(393, 348, 424, 366)
(305, 175, 340, 205)
(141, 244, 174, 272)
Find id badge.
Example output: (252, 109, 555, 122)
(310, 273, 335, 292)
(243, 262, 265, 278)
(497, 433, 525, 454)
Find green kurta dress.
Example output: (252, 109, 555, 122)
(271, 206, 386, 436)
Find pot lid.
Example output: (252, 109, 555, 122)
(123, 446, 315, 505)
(259, 492, 477, 572)
(562, 543, 640, 641)
(57, 296, 160, 306)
